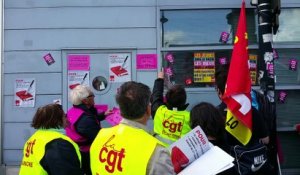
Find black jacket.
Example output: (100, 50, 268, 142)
(40, 138, 83, 175)
(73, 104, 105, 145)
(151, 78, 165, 118)
(72, 104, 106, 175)
(217, 102, 269, 146)
(151, 78, 188, 118)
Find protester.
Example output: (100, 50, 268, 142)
(66, 85, 111, 175)
(190, 102, 237, 175)
(151, 71, 191, 145)
(215, 67, 269, 146)
(215, 67, 271, 175)
(190, 102, 229, 152)
(19, 104, 83, 175)
(90, 81, 176, 175)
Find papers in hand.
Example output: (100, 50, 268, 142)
(169, 126, 234, 175)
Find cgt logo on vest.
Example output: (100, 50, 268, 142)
(99, 135, 125, 173)
(162, 117, 183, 133)
(25, 139, 36, 157)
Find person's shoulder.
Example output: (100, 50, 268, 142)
(46, 138, 74, 149)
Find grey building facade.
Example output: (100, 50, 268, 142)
(1, 0, 300, 174)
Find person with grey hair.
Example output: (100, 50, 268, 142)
(66, 85, 111, 175)
(90, 81, 176, 175)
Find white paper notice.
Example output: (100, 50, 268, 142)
(170, 126, 234, 174)
(179, 146, 234, 175)
(109, 53, 131, 82)
(169, 126, 211, 165)
(68, 71, 89, 90)
(14, 78, 36, 107)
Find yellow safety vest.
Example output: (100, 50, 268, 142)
(19, 129, 81, 175)
(90, 124, 163, 175)
(154, 105, 191, 144)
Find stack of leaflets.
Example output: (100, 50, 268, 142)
(169, 126, 234, 175)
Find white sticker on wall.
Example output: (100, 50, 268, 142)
(262, 33, 273, 43)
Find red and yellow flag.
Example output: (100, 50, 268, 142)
(223, 0, 252, 145)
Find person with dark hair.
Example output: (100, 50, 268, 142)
(151, 71, 191, 145)
(66, 85, 111, 175)
(215, 66, 274, 175)
(90, 81, 176, 175)
(190, 102, 228, 151)
(215, 68, 269, 146)
(190, 102, 236, 175)
(19, 104, 83, 175)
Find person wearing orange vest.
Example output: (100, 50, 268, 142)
(151, 71, 191, 145)
(19, 104, 83, 175)
(90, 81, 176, 175)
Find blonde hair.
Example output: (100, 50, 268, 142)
(69, 85, 93, 105)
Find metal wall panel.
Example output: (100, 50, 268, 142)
(3, 95, 62, 122)
(4, 51, 61, 73)
(4, 73, 62, 95)
(5, 7, 155, 29)
(4, 29, 156, 51)
(3, 123, 35, 150)
(5, 0, 156, 8)
(3, 150, 24, 166)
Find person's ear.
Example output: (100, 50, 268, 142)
(146, 105, 151, 117)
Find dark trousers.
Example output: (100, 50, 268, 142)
(81, 151, 92, 175)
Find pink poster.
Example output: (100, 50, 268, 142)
(68, 55, 90, 70)
(136, 54, 157, 70)
(105, 107, 123, 126)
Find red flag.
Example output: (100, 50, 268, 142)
(223, 0, 252, 145)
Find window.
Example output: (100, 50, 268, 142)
(160, 8, 258, 88)
(275, 49, 300, 85)
(274, 8, 300, 43)
(162, 49, 259, 87)
(160, 7, 300, 171)
(161, 9, 258, 47)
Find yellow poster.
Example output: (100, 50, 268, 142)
(194, 52, 215, 83)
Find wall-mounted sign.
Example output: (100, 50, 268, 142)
(289, 58, 298, 71)
(68, 71, 90, 89)
(136, 54, 157, 70)
(165, 52, 174, 64)
(109, 53, 131, 82)
(68, 54, 90, 70)
(193, 52, 215, 83)
(219, 31, 230, 43)
(219, 57, 228, 65)
(14, 78, 36, 107)
(43, 53, 55, 66)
